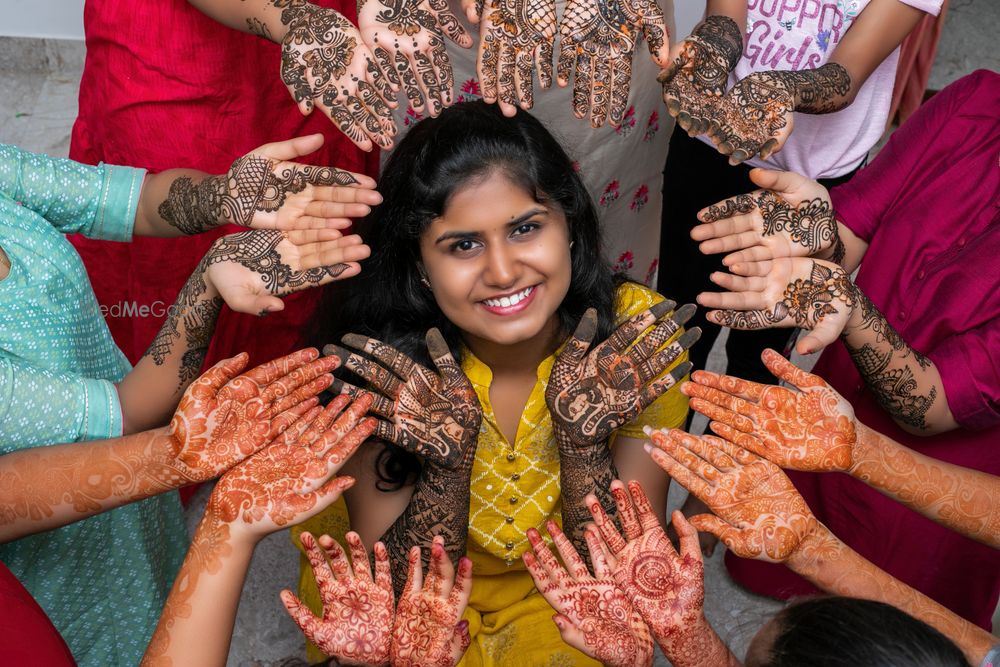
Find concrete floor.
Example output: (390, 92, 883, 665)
(1, 5, 998, 663)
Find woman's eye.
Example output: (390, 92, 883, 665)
(450, 239, 481, 254)
(511, 222, 540, 237)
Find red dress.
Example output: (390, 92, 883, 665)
(726, 70, 1000, 629)
(70, 0, 378, 369)
(0, 561, 76, 666)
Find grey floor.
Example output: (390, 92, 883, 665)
(1, 4, 998, 663)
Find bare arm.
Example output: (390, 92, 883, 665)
(186, 0, 289, 42)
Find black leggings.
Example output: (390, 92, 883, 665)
(657, 128, 858, 386)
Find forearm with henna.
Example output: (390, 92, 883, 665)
(0, 429, 190, 542)
(842, 288, 952, 433)
(557, 430, 620, 558)
(380, 452, 476, 596)
(788, 528, 998, 666)
(849, 423, 1000, 548)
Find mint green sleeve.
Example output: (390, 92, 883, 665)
(0, 143, 144, 242)
(0, 357, 124, 452)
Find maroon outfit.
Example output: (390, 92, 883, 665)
(727, 70, 1000, 629)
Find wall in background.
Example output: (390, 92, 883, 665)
(2, 0, 85, 39)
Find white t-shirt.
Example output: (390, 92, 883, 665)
(699, 0, 942, 179)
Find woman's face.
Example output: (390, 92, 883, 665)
(419, 171, 573, 349)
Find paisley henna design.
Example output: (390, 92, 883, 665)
(658, 15, 742, 136)
(478, 0, 556, 109)
(557, 0, 670, 127)
(277, 1, 397, 149)
(207, 230, 350, 293)
(282, 532, 394, 665)
(757, 192, 837, 255)
(586, 482, 740, 667)
(392, 537, 473, 667)
(329, 329, 482, 468)
(699, 193, 755, 224)
(524, 522, 653, 667)
(710, 63, 852, 163)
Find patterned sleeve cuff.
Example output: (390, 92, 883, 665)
(89, 163, 145, 242)
(981, 645, 1000, 667)
(80, 377, 124, 440)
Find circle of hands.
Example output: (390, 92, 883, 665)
(546, 301, 699, 448)
(282, 533, 473, 667)
(273, 0, 672, 150)
(325, 328, 483, 469)
(659, 16, 798, 164)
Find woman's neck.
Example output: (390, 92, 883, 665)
(463, 317, 563, 377)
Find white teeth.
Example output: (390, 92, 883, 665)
(484, 286, 533, 308)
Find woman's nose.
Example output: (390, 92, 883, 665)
(482, 244, 519, 288)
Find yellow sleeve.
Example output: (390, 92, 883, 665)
(612, 282, 691, 440)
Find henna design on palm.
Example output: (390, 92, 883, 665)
(557, 0, 670, 127)
(709, 63, 851, 163)
(659, 15, 742, 136)
(208, 230, 349, 293)
(586, 481, 738, 667)
(546, 301, 698, 448)
(326, 329, 482, 469)
(478, 0, 556, 109)
(524, 522, 653, 667)
(647, 429, 825, 562)
(277, 1, 397, 150)
(391, 537, 473, 667)
(282, 531, 394, 666)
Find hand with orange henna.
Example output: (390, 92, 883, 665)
(326, 328, 481, 469)
(391, 535, 473, 667)
(585, 481, 740, 667)
(142, 396, 376, 667)
(682, 348, 857, 473)
(686, 350, 1000, 550)
(524, 521, 653, 667)
(167, 348, 341, 483)
(282, 531, 394, 666)
(645, 428, 823, 563)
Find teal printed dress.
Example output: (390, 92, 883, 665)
(0, 144, 186, 667)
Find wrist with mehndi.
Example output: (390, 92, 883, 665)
(690, 15, 743, 72)
(784, 521, 840, 575)
(788, 63, 852, 114)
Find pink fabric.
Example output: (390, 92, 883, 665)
(0, 562, 76, 666)
(726, 70, 1000, 629)
(70, 0, 379, 371)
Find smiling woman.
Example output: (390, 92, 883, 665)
(295, 101, 699, 666)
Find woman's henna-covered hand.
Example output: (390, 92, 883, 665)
(708, 63, 852, 164)
(524, 521, 654, 667)
(646, 428, 824, 563)
(698, 257, 856, 354)
(282, 531, 395, 666)
(546, 302, 697, 448)
(392, 536, 473, 667)
(168, 348, 342, 482)
(557, 0, 670, 128)
(277, 1, 397, 151)
(358, 0, 472, 116)
(203, 228, 370, 317)
(477, 0, 557, 112)
(327, 329, 482, 469)
(157, 136, 377, 235)
(682, 348, 857, 473)
(658, 15, 743, 136)
(587, 481, 740, 667)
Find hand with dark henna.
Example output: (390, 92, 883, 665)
(282, 531, 395, 666)
(277, 0, 398, 151)
(203, 228, 371, 316)
(708, 63, 852, 164)
(392, 536, 473, 667)
(524, 521, 654, 667)
(151, 134, 380, 236)
(698, 257, 856, 354)
(142, 396, 376, 667)
(586, 481, 740, 667)
(358, 0, 472, 117)
(658, 15, 743, 137)
(326, 328, 482, 469)
(474, 0, 555, 114)
(685, 350, 1000, 549)
(692, 169, 842, 271)
(645, 428, 824, 563)
(556, 0, 671, 127)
